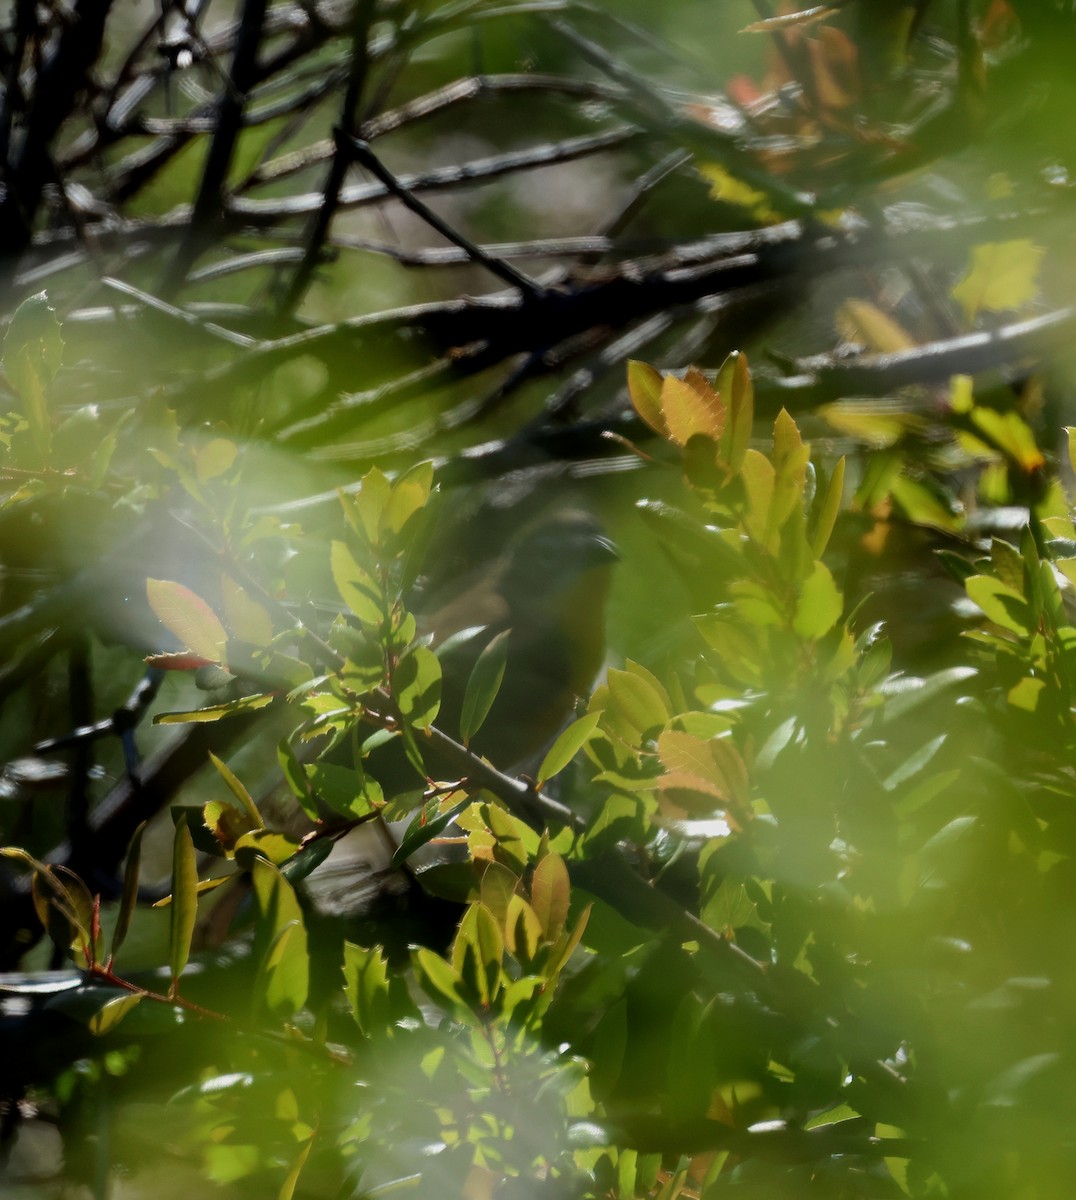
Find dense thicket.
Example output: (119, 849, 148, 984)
(2, 2, 1076, 1197)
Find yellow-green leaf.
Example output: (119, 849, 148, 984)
(792, 561, 843, 639)
(169, 815, 199, 994)
(88, 993, 143, 1037)
(965, 574, 1030, 635)
(209, 752, 263, 829)
(716, 350, 753, 472)
(836, 298, 915, 353)
(531, 851, 570, 942)
(152, 692, 275, 724)
(627, 359, 667, 436)
(330, 540, 384, 627)
(147, 578, 227, 661)
(251, 857, 309, 1018)
(220, 576, 273, 646)
(606, 666, 670, 737)
(811, 456, 846, 558)
(393, 645, 441, 731)
(537, 710, 603, 785)
(951, 239, 1044, 323)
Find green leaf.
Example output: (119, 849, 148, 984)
(277, 737, 320, 822)
(504, 894, 543, 963)
(702, 879, 763, 935)
(346, 467, 392, 547)
(146, 579, 227, 661)
(220, 577, 273, 646)
(879, 667, 978, 722)
(208, 752, 263, 829)
(391, 793, 470, 868)
(191, 437, 237, 483)
(965, 574, 1031, 635)
(658, 729, 749, 807)
(480, 861, 520, 928)
(792, 560, 843, 639)
(152, 692, 275, 723)
(250, 857, 309, 1019)
(740, 448, 775, 543)
(343, 941, 392, 1036)
(3, 291, 63, 459)
(393, 645, 441, 731)
(233, 829, 302, 867)
(951, 239, 1044, 322)
(769, 408, 810, 539)
(411, 946, 472, 1019)
(459, 628, 510, 744)
(278, 1135, 314, 1200)
(383, 460, 435, 539)
(531, 851, 570, 941)
(626, 359, 667, 436)
(330, 540, 384, 627)
(811, 456, 845, 558)
(537, 710, 602, 785)
(452, 902, 503, 1006)
(88, 993, 143, 1037)
(971, 407, 1044, 473)
(110, 821, 146, 966)
(306, 760, 380, 819)
(169, 815, 199, 995)
(717, 350, 754, 472)
(606, 665, 670, 738)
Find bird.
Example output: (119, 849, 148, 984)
(301, 508, 617, 930)
(422, 508, 618, 773)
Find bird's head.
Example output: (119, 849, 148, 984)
(497, 510, 618, 621)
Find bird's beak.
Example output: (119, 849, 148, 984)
(588, 533, 619, 567)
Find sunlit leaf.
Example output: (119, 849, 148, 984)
(537, 711, 602, 785)
(792, 560, 843, 639)
(452, 903, 503, 1006)
(606, 666, 670, 738)
(716, 350, 753, 472)
(393, 645, 441, 731)
(951, 239, 1044, 322)
(531, 851, 570, 942)
(220, 576, 273, 646)
(146, 579, 227, 660)
(169, 815, 199, 995)
(811, 456, 845, 558)
(88, 993, 143, 1036)
(836, 298, 915, 352)
(383, 460, 435, 539)
(192, 437, 237, 482)
(153, 692, 275, 723)
(698, 162, 780, 223)
(330, 540, 384, 627)
(250, 857, 309, 1019)
(627, 359, 667, 436)
(661, 374, 724, 445)
(965, 574, 1031, 635)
